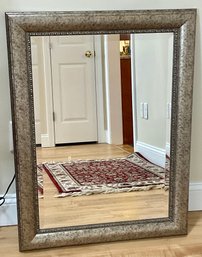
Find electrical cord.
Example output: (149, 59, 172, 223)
(0, 174, 16, 206)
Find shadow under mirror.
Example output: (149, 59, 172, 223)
(31, 32, 173, 229)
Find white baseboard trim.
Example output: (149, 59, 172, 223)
(166, 143, 170, 157)
(0, 193, 17, 226)
(136, 141, 166, 167)
(98, 130, 107, 144)
(189, 182, 202, 211)
(41, 133, 52, 147)
(41, 133, 50, 147)
(105, 129, 111, 144)
(0, 183, 201, 226)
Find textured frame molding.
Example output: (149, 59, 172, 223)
(5, 9, 196, 251)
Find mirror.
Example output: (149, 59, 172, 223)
(31, 33, 173, 229)
(5, 9, 196, 251)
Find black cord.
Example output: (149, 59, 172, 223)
(0, 174, 16, 206)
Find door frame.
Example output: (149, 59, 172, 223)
(130, 34, 138, 150)
(40, 35, 106, 147)
(93, 35, 106, 143)
(40, 36, 55, 147)
(104, 34, 123, 145)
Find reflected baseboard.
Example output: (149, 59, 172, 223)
(166, 143, 170, 157)
(1, 183, 202, 226)
(189, 182, 202, 211)
(135, 141, 166, 167)
(40, 134, 55, 148)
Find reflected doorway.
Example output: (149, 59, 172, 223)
(120, 34, 133, 145)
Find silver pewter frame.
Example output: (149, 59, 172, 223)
(5, 9, 196, 251)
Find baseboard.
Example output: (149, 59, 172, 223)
(189, 182, 202, 211)
(166, 143, 170, 157)
(0, 193, 17, 226)
(105, 129, 111, 144)
(0, 183, 201, 226)
(136, 141, 166, 167)
(41, 133, 51, 147)
(98, 130, 107, 144)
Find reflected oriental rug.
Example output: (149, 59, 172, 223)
(38, 153, 168, 197)
(37, 166, 43, 197)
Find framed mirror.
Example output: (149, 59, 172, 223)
(5, 9, 196, 251)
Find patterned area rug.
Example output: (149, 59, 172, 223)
(39, 153, 169, 197)
(37, 165, 44, 196)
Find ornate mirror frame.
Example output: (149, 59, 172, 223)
(5, 9, 196, 251)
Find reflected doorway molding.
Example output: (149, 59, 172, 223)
(40, 36, 55, 147)
(39, 35, 107, 147)
(104, 34, 124, 145)
(130, 34, 138, 150)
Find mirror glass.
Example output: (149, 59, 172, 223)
(31, 32, 173, 229)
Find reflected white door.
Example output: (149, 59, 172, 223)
(50, 35, 98, 144)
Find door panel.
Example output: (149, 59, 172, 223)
(50, 35, 98, 144)
(59, 64, 88, 121)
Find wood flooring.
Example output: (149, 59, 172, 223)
(36, 143, 134, 163)
(37, 144, 168, 228)
(0, 144, 200, 256)
(1, 211, 202, 256)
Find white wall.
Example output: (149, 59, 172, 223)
(104, 35, 123, 144)
(134, 33, 173, 150)
(0, 0, 202, 222)
(132, 33, 173, 167)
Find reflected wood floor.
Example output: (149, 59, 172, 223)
(36, 143, 134, 162)
(36, 144, 168, 229)
(1, 212, 202, 256)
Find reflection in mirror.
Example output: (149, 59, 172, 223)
(31, 33, 173, 229)
(133, 33, 173, 187)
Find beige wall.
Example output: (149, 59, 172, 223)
(0, 0, 201, 195)
(134, 33, 173, 150)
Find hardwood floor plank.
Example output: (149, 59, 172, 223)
(0, 212, 202, 256)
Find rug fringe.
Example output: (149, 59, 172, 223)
(54, 184, 165, 198)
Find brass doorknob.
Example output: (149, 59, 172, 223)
(85, 51, 93, 58)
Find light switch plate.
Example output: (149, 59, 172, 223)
(143, 103, 148, 119)
(140, 102, 144, 118)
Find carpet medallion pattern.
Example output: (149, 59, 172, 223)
(39, 153, 168, 197)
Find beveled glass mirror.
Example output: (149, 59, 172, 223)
(5, 9, 196, 251)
